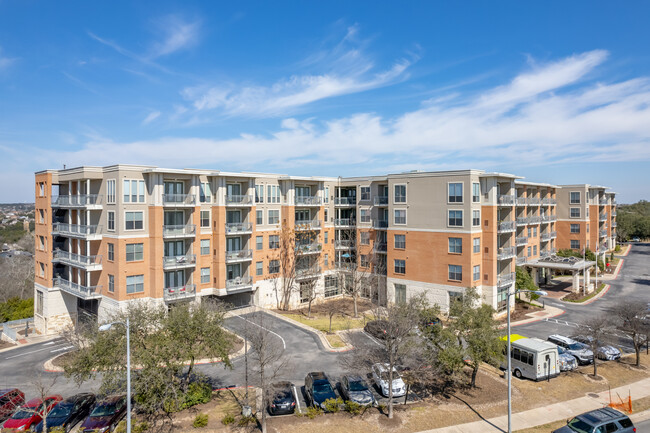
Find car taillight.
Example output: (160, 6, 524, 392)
(271, 404, 276, 408)
(291, 402, 296, 406)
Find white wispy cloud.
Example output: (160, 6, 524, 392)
(0, 46, 16, 71)
(142, 111, 161, 125)
(149, 15, 200, 58)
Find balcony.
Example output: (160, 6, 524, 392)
(335, 262, 356, 272)
(53, 276, 101, 300)
(373, 243, 388, 254)
(516, 197, 527, 206)
(516, 236, 528, 246)
(516, 217, 528, 226)
(52, 250, 102, 271)
(295, 196, 322, 206)
(372, 220, 389, 230)
(226, 276, 254, 293)
(599, 229, 607, 238)
(335, 197, 356, 206)
(541, 231, 557, 241)
(296, 265, 321, 279)
(542, 198, 557, 205)
(52, 194, 102, 209)
(162, 194, 196, 207)
(334, 218, 355, 228)
(334, 240, 355, 250)
(528, 216, 541, 225)
(296, 243, 322, 255)
(497, 247, 516, 261)
(527, 197, 541, 206)
(516, 256, 527, 266)
(498, 195, 515, 206)
(163, 224, 196, 238)
(599, 213, 607, 222)
(52, 223, 102, 240)
(226, 194, 254, 206)
(295, 220, 322, 231)
(541, 214, 557, 223)
(225, 249, 253, 263)
(163, 254, 197, 270)
(225, 222, 253, 235)
(599, 198, 608, 205)
(497, 272, 515, 287)
(612, 211, 617, 217)
(599, 244, 609, 252)
(164, 284, 196, 302)
(497, 220, 516, 233)
(612, 221, 617, 228)
(373, 196, 389, 206)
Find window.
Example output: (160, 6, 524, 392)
(324, 208, 328, 222)
(269, 260, 280, 274)
(360, 186, 371, 201)
(571, 240, 580, 249)
(448, 265, 462, 281)
(269, 235, 279, 249)
(107, 243, 114, 261)
(256, 236, 263, 250)
(360, 209, 370, 223)
(201, 239, 210, 255)
(126, 275, 144, 294)
(107, 211, 115, 231)
(107, 180, 116, 204)
(123, 180, 145, 203)
(570, 208, 580, 218)
(360, 232, 370, 245)
(256, 261, 263, 276)
(39, 262, 45, 278)
(267, 185, 280, 203)
(473, 265, 480, 281)
(324, 253, 329, 267)
(38, 182, 45, 197)
(324, 232, 329, 244)
(201, 267, 210, 284)
(528, 227, 532, 237)
(394, 209, 406, 224)
(360, 255, 369, 268)
(39, 209, 45, 224)
(324, 186, 329, 203)
(268, 209, 279, 224)
(448, 210, 463, 226)
(38, 236, 45, 250)
(472, 183, 480, 203)
(108, 275, 115, 293)
(126, 243, 144, 262)
(256, 210, 263, 225)
(533, 245, 537, 256)
(533, 227, 537, 237)
(125, 212, 143, 230)
(570, 191, 581, 204)
(200, 182, 212, 203)
(586, 223, 590, 233)
(449, 237, 462, 254)
(395, 284, 406, 304)
(394, 185, 406, 203)
(394, 259, 406, 274)
(324, 276, 338, 297)
(570, 224, 580, 233)
(472, 210, 480, 226)
(255, 184, 264, 203)
(200, 211, 210, 228)
(448, 183, 463, 203)
(473, 238, 480, 253)
(527, 246, 531, 257)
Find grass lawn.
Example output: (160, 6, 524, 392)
(324, 333, 347, 348)
(563, 283, 607, 303)
(276, 297, 376, 333)
(279, 312, 366, 333)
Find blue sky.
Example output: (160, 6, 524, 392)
(1, 1, 650, 203)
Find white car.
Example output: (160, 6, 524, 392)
(371, 363, 406, 397)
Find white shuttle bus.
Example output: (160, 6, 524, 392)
(503, 336, 560, 381)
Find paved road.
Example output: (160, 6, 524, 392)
(636, 417, 650, 431)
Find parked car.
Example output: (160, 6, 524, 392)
(364, 320, 389, 340)
(556, 346, 579, 371)
(552, 407, 635, 433)
(0, 388, 25, 423)
(547, 335, 593, 365)
(35, 392, 96, 432)
(79, 394, 127, 433)
(339, 375, 376, 406)
(268, 382, 296, 416)
(2, 395, 62, 431)
(570, 335, 621, 361)
(632, 237, 640, 242)
(304, 372, 337, 411)
(371, 363, 406, 397)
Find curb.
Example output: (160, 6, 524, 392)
(497, 305, 566, 329)
(0, 335, 61, 354)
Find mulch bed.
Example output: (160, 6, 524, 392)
(497, 300, 543, 324)
(0, 340, 16, 350)
(279, 297, 377, 317)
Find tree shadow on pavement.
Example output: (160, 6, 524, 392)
(451, 394, 506, 433)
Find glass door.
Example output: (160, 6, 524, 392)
(164, 240, 184, 257)
(226, 184, 241, 196)
(226, 237, 242, 252)
(226, 210, 241, 223)
(164, 211, 185, 226)
(227, 264, 242, 280)
(165, 270, 185, 288)
(164, 182, 184, 195)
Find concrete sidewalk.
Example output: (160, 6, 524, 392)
(419, 377, 650, 433)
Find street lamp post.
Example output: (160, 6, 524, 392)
(506, 288, 547, 433)
(99, 317, 131, 433)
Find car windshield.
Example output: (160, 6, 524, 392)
(557, 347, 566, 354)
(568, 343, 584, 351)
(48, 403, 72, 418)
(313, 382, 332, 395)
(90, 403, 117, 417)
(380, 371, 400, 382)
(567, 417, 594, 433)
(349, 380, 368, 392)
(12, 408, 36, 419)
(273, 390, 291, 401)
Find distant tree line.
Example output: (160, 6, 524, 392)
(616, 200, 650, 241)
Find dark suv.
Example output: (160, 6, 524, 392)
(552, 407, 635, 433)
(304, 372, 337, 411)
(0, 388, 25, 423)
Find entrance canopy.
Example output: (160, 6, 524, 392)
(523, 255, 596, 271)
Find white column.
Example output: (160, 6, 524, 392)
(585, 266, 591, 293)
(572, 271, 580, 293)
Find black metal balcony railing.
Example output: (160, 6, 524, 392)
(334, 197, 356, 206)
(162, 194, 196, 206)
(162, 254, 196, 269)
(52, 194, 102, 207)
(373, 196, 389, 206)
(225, 222, 253, 234)
(226, 194, 254, 206)
(164, 284, 196, 301)
(162, 224, 196, 237)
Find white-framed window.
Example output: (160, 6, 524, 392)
(394, 209, 406, 225)
(394, 259, 406, 274)
(570, 208, 580, 218)
(472, 182, 480, 203)
(448, 182, 463, 203)
(360, 255, 369, 268)
(473, 237, 480, 253)
(360, 209, 370, 223)
(269, 235, 279, 249)
(200, 182, 212, 203)
(449, 237, 462, 254)
(255, 184, 264, 203)
(267, 185, 281, 203)
(527, 246, 532, 257)
(473, 265, 480, 281)
(256, 236, 263, 250)
(448, 265, 462, 281)
(123, 179, 145, 203)
(360, 232, 370, 245)
(394, 184, 406, 203)
(472, 210, 480, 226)
(360, 187, 371, 201)
(107, 211, 115, 231)
(324, 275, 338, 297)
(324, 232, 328, 244)
(126, 243, 144, 262)
(256, 210, 263, 225)
(394, 234, 406, 249)
(108, 243, 114, 261)
(106, 180, 116, 204)
(448, 210, 463, 227)
(269, 260, 280, 274)
(201, 267, 210, 284)
(268, 209, 279, 224)
(571, 239, 580, 249)
(108, 275, 115, 293)
(126, 275, 144, 294)
(125, 211, 144, 230)
(570, 191, 581, 204)
(256, 261, 263, 276)
(324, 186, 329, 203)
(201, 239, 210, 255)
(200, 210, 210, 228)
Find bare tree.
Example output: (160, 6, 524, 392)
(0, 254, 34, 302)
(577, 315, 612, 377)
(612, 300, 650, 366)
(267, 223, 297, 311)
(298, 277, 319, 318)
(23, 373, 59, 433)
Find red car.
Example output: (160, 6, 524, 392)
(0, 388, 25, 423)
(2, 395, 62, 431)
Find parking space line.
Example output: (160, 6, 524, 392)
(4, 343, 70, 360)
(234, 315, 286, 349)
(50, 345, 75, 353)
(361, 331, 383, 347)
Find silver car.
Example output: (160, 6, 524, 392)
(339, 375, 376, 406)
(547, 335, 593, 365)
(571, 335, 621, 361)
(556, 346, 578, 371)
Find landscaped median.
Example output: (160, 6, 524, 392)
(562, 282, 609, 304)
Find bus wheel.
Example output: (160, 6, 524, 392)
(514, 369, 522, 379)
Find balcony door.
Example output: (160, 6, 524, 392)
(226, 210, 241, 224)
(164, 181, 184, 195)
(165, 270, 185, 288)
(226, 237, 242, 252)
(227, 264, 242, 280)
(226, 183, 241, 196)
(379, 185, 388, 197)
(164, 211, 184, 226)
(295, 209, 310, 223)
(296, 186, 311, 198)
(164, 240, 185, 257)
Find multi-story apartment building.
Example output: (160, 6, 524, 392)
(33, 166, 616, 334)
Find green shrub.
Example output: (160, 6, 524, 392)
(0, 297, 33, 323)
(221, 414, 235, 425)
(192, 413, 209, 428)
(184, 381, 212, 408)
(323, 397, 343, 413)
(49, 427, 66, 433)
(114, 420, 127, 433)
(238, 415, 256, 426)
(377, 403, 387, 414)
(133, 422, 149, 433)
(344, 400, 362, 415)
(305, 406, 323, 419)
(615, 244, 621, 252)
